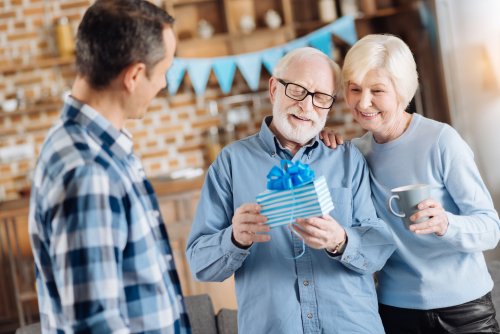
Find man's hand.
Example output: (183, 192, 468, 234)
(409, 199, 449, 236)
(232, 203, 271, 247)
(292, 214, 346, 250)
(319, 128, 344, 149)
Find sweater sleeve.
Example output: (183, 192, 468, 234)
(438, 126, 500, 251)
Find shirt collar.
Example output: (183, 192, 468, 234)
(258, 116, 320, 158)
(61, 95, 134, 159)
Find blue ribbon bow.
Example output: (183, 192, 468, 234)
(266, 160, 315, 191)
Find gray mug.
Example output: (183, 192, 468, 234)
(388, 184, 431, 225)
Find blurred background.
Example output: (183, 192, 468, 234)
(1, 0, 499, 332)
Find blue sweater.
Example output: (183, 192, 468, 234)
(353, 113, 500, 309)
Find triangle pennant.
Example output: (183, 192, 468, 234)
(166, 59, 186, 95)
(284, 37, 309, 53)
(186, 59, 213, 95)
(213, 57, 237, 94)
(236, 53, 262, 91)
(331, 16, 357, 45)
(308, 31, 333, 57)
(262, 48, 284, 75)
(167, 18, 358, 96)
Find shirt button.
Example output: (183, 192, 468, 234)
(307, 313, 313, 319)
(303, 280, 309, 286)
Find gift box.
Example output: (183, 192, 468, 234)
(256, 160, 334, 228)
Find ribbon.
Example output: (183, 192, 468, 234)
(264, 160, 316, 260)
(266, 160, 315, 191)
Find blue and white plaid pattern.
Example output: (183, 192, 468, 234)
(29, 96, 191, 333)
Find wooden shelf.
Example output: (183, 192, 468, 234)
(293, 20, 328, 32)
(19, 291, 37, 302)
(0, 172, 205, 214)
(177, 33, 231, 57)
(0, 55, 75, 75)
(357, 4, 416, 20)
(229, 25, 293, 39)
(172, 0, 216, 6)
(166, 0, 297, 58)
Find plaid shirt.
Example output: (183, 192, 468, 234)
(29, 96, 191, 333)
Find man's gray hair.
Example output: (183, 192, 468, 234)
(273, 47, 342, 95)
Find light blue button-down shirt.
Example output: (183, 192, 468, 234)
(187, 117, 395, 334)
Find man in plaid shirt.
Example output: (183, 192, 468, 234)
(28, 1, 190, 332)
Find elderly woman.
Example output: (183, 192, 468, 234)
(323, 34, 500, 333)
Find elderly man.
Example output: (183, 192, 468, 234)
(29, 1, 190, 332)
(186, 47, 395, 334)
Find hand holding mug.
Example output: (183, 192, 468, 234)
(408, 199, 449, 236)
(388, 184, 431, 225)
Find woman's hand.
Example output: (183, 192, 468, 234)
(319, 128, 344, 149)
(409, 199, 449, 236)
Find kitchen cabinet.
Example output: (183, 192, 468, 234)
(163, 0, 351, 57)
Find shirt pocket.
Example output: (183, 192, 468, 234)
(329, 187, 352, 227)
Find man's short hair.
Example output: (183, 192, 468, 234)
(76, 0, 175, 89)
(273, 47, 342, 96)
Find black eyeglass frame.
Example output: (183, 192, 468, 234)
(276, 78, 337, 109)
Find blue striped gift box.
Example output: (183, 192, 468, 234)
(256, 175, 334, 228)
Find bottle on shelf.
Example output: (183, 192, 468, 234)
(318, 0, 338, 23)
(55, 17, 75, 57)
(340, 0, 360, 17)
(359, 0, 377, 15)
(206, 126, 222, 164)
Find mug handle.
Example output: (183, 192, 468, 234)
(388, 195, 405, 218)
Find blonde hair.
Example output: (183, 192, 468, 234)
(342, 34, 419, 109)
(273, 47, 342, 95)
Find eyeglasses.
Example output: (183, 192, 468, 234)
(277, 78, 336, 109)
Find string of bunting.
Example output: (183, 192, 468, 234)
(166, 16, 357, 96)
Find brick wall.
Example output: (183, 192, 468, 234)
(0, 0, 363, 201)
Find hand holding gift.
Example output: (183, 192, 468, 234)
(232, 203, 271, 247)
(256, 160, 346, 256)
(294, 215, 347, 254)
(256, 160, 334, 228)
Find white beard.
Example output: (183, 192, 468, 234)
(272, 102, 327, 145)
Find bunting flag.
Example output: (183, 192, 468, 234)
(236, 53, 262, 91)
(186, 59, 212, 95)
(166, 16, 357, 96)
(330, 15, 358, 46)
(261, 48, 284, 75)
(213, 58, 237, 94)
(166, 59, 186, 95)
(309, 31, 333, 57)
(283, 36, 309, 53)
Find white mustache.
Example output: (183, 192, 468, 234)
(287, 106, 319, 123)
